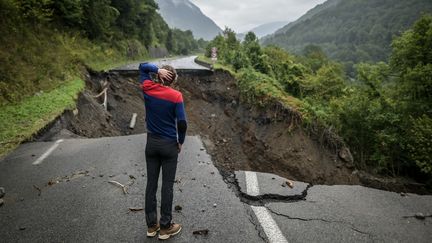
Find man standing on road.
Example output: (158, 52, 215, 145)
(139, 62, 187, 240)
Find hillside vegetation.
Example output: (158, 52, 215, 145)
(263, 0, 432, 74)
(0, 0, 205, 157)
(205, 16, 432, 183)
(0, 0, 204, 105)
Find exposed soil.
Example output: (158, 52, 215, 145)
(36, 69, 430, 194)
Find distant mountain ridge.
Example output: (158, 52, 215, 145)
(155, 0, 222, 40)
(248, 21, 289, 38)
(263, 0, 432, 65)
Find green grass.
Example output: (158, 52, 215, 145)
(197, 55, 302, 111)
(0, 79, 84, 158)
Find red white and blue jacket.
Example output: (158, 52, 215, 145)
(139, 63, 187, 144)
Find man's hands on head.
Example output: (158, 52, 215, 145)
(158, 68, 174, 84)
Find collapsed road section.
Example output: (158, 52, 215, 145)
(36, 56, 428, 194)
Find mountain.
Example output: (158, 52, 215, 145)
(271, 0, 341, 36)
(263, 0, 432, 65)
(155, 0, 222, 40)
(248, 21, 289, 38)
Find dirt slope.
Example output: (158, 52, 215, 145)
(36, 69, 429, 193)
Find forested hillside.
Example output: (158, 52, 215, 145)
(205, 14, 432, 183)
(263, 0, 432, 73)
(155, 0, 222, 40)
(0, 0, 204, 105)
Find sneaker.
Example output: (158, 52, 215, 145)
(158, 223, 182, 240)
(147, 224, 160, 237)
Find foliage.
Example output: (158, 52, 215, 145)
(0, 0, 204, 105)
(205, 15, 432, 180)
(408, 115, 432, 175)
(0, 0, 205, 157)
(263, 0, 432, 74)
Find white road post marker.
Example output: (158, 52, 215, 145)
(245, 171, 289, 243)
(32, 139, 64, 165)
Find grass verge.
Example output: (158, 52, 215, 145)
(0, 79, 84, 158)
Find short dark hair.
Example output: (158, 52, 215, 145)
(160, 65, 178, 86)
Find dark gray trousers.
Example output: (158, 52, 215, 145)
(145, 133, 178, 229)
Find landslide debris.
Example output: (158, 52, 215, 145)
(35, 69, 429, 193)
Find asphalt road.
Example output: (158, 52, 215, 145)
(1, 135, 431, 242)
(0, 135, 263, 242)
(112, 56, 209, 71)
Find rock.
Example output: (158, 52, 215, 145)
(415, 213, 426, 220)
(210, 114, 216, 118)
(191, 178, 196, 180)
(129, 175, 136, 180)
(193, 229, 209, 236)
(203, 184, 207, 188)
(175, 205, 182, 211)
(0, 198, 4, 207)
(19, 227, 26, 231)
(338, 147, 354, 164)
(210, 172, 215, 175)
(99, 174, 104, 177)
(400, 192, 407, 197)
(213, 203, 217, 208)
(0, 187, 5, 198)
(285, 180, 294, 188)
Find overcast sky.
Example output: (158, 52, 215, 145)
(189, 0, 327, 32)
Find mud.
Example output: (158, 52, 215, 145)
(36, 69, 430, 193)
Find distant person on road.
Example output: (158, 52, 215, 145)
(138, 62, 187, 240)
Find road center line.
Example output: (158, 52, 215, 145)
(32, 139, 64, 165)
(245, 171, 260, 196)
(246, 171, 289, 243)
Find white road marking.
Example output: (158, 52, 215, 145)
(246, 171, 289, 243)
(245, 171, 260, 196)
(32, 139, 64, 165)
(251, 206, 289, 243)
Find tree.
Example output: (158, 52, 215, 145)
(14, 0, 53, 22)
(83, 0, 119, 39)
(390, 14, 432, 116)
(51, 0, 86, 28)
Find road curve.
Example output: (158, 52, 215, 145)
(112, 56, 209, 71)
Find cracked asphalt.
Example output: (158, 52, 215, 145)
(0, 135, 263, 242)
(1, 135, 431, 242)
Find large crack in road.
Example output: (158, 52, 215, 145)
(3, 58, 431, 242)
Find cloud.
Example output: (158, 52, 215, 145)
(189, 0, 326, 32)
